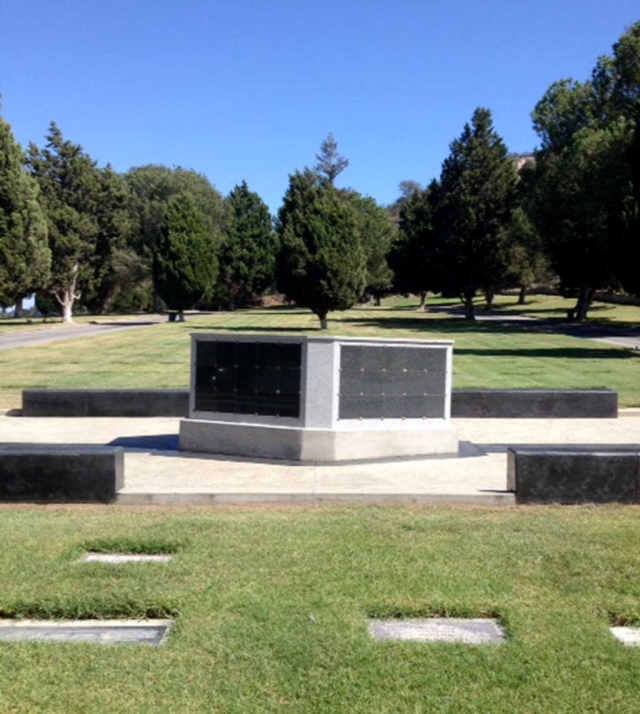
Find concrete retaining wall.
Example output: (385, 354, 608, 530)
(22, 388, 619, 419)
(507, 448, 640, 504)
(452, 389, 618, 418)
(0, 446, 124, 503)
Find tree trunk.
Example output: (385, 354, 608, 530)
(484, 288, 495, 312)
(13, 297, 23, 319)
(573, 287, 594, 322)
(319, 314, 328, 330)
(55, 263, 81, 324)
(463, 292, 476, 321)
(178, 310, 185, 322)
(518, 285, 527, 305)
(62, 300, 73, 323)
(374, 295, 381, 307)
(417, 292, 427, 310)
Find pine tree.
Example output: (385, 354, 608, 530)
(314, 133, 349, 186)
(434, 108, 517, 320)
(277, 170, 366, 329)
(154, 193, 219, 320)
(217, 181, 278, 307)
(0, 117, 50, 312)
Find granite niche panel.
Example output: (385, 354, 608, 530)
(339, 345, 447, 420)
(195, 340, 302, 418)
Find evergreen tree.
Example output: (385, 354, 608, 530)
(0, 117, 50, 313)
(314, 133, 349, 186)
(277, 170, 366, 329)
(84, 166, 134, 313)
(154, 192, 219, 320)
(126, 165, 228, 309)
(531, 22, 640, 317)
(27, 122, 100, 322)
(434, 108, 517, 320)
(217, 181, 278, 308)
(391, 180, 440, 309)
(351, 194, 396, 305)
(503, 206, 552, 305)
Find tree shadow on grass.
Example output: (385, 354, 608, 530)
(339, 315, 535, 336)
(455, 347, 639, 360)
(187, 325, 316, 333)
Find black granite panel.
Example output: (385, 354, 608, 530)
(22, 389, 190, 417)
(195, 340, 302, 417)
(0, 446, 124, 503)
(509, 449, 640, 504)
(339, 345, 447, 419)
(452, 389, 618, 418)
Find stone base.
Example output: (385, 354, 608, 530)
(507, 448, 640, 504)
(0, 446, 124, 503)
(179, 418, 459, 462)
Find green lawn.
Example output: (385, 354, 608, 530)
(1, 300, 639, 407)
(0, 505, 639, 713)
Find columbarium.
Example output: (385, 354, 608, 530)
(179, 334, 457, 461)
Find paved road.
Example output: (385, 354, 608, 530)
(0, 316, 167, 351)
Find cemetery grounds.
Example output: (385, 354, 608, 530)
(1, 294, 640, 712)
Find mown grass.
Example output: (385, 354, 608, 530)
(1, 505, 640, 713)
(1, 298, 639, 407)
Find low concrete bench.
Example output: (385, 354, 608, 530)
(0, 446, 124, 503)
(507, 448, 640, 504)
(22, 389, 189, 417)
(21, 388, 618, 419)
(453, 389, 618, 418)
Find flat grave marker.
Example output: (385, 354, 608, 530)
(82, 553, 174, 564)
(0, 619, 173, 645)
(369, 618, 506, 645)
(610, 627, 640, 647)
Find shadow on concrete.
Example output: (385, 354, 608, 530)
(108, 434, 179, 451)
(100, 436, 487, 465)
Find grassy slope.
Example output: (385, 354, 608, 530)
(1, 505, 640, 713)
(1, 297, 639, 407)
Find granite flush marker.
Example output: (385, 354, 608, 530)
(369, 618, 506, 645)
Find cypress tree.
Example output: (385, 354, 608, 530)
(349, 193, 396, 305)
(277, 170, 366, 329)
(218, 181, 278, 307)
(154, 192, 218, 320)
(0, 117, 50, 312)
(434, 108, 517, 320)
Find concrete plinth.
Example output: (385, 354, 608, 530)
(179, 418, 459, 462)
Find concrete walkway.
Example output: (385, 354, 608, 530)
(2, 415, 640, 506)
(0, 316, 167, 351)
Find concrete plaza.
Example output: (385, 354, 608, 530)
(2, 413, 639, 506)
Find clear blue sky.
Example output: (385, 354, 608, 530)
(3, 0, 638, 213)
